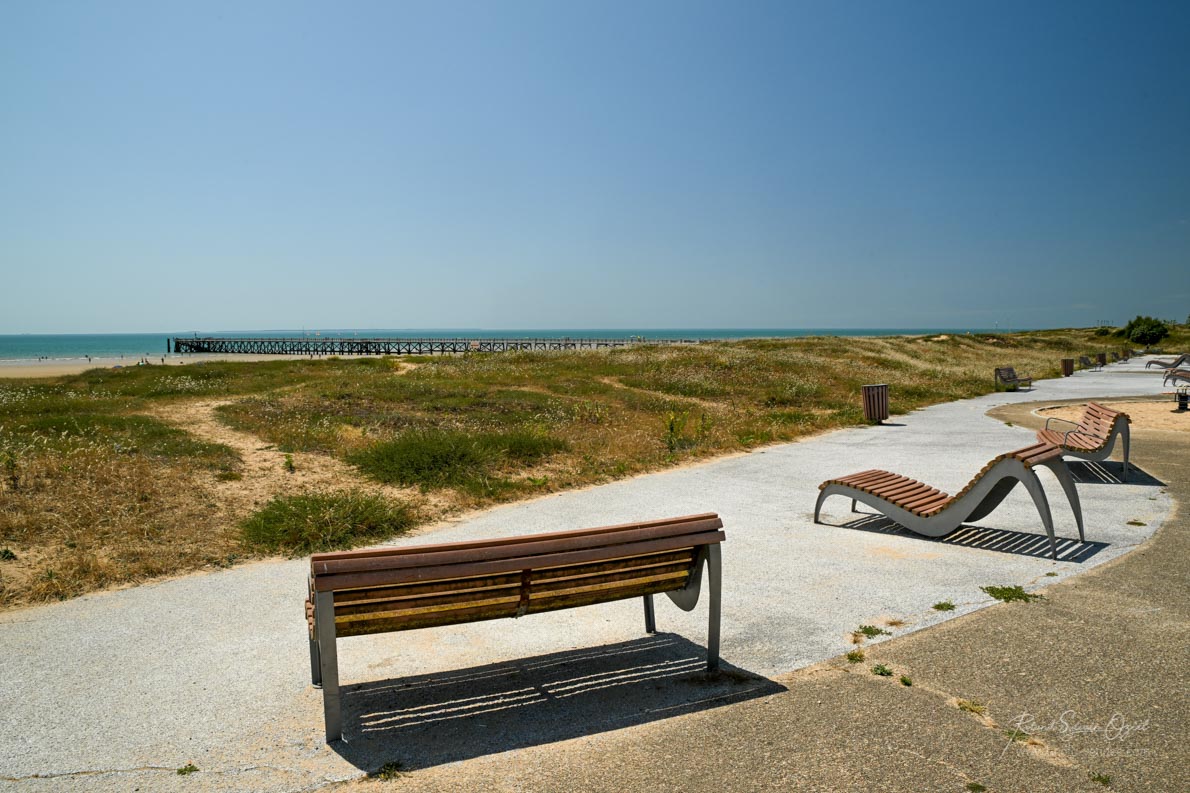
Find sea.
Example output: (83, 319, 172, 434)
(0, 329, 1013, 362)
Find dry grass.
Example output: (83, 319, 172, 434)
(1, 326, 1182, 607)
(0, 448, 239, 605)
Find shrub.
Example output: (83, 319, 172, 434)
(241, 491, 416, 555)
(1120, 315, 1170, 346)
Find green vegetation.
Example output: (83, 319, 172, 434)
(855, 624, 891, 638)
(957, 699, 987, 715)
(871, 664, 893, 677)
(1118, 315, 1170, 346)
(965, 783, 987, 792)
(0, 548, 16, 561)
(1002, 727, 1030, 743)
(283, 453, 296, 473)
(899, 675, 912, 687)
(845, 649, 865, 664)
(1089, 772, 1112, 786)
(240, 491, 416, 555)
(347, 428, 567, 498)
(1126, 520, 1146, 527)
(981, 585, 1042, 603)
(371, 761, 406, 780)
(932, 600, 956, 611)
(176, 763, 199, 776)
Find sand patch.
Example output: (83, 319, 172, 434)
(1038, 400, 1190, 432)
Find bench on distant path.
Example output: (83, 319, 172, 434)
(1146, 353, 1189, 370)
(1163, 368, 1190, 388)
(814, 442, 1082, 560)
(306, 514, 725, 742)
(1037, 401, 1131, 481)
(1079, 356, 1101, 372)
(995, 367, 1033, 391)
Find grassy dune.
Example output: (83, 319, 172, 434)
(0, 327, 1182, 606)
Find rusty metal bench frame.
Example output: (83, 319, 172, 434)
(994, 367, 1033, 391)
(307, 513, 725, 742)
(814, 443, 1082, 559)
(1037, 401, 1131, 481)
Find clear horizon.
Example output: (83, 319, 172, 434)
(2, 1, 1187, 334)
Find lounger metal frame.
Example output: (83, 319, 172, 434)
(815, 453, 1082, 559)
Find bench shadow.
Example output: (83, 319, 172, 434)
(1068, 461, 1164, 486)
(828, 512, 1109, 563)
(329, 633, 783, 772)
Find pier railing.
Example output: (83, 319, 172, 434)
(171, 337, 705, 356)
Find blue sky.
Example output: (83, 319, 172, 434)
(2, 1, 1187, 333)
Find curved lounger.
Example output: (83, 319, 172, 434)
(814, 442, 1081, 560)
(1146, 353, 1189, 370)
(1163, 368, 1190, 387)
(1037, 401, 1131, 481)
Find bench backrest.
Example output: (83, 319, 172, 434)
(309, 514, 725, 638)
(995, 367, 1020, 382)
(1066, 402, 1129, 451)
(1079, 356, 1095, 366)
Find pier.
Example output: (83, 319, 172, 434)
(171, 336, 705, 356)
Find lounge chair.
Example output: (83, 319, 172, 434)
(814, 442, 1082, 559)
(1037, 401, 1131, 481)
(1079, 356, 1101, 372)
(1147, 353, 1190, 370)
(1163, 368, 1190, 387)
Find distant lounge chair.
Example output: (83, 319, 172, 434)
(1037, 401, 1131, 481)
(1079, 356, 1101, 372)
(994, 366, 1033, 391)
(1147, 353, 1190, 370)
(814, 442, 1082, 559)
(1163, 368, 1190, 388)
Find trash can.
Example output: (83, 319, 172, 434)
(1061, 358, 1074, 377)
(1097, 352, 1107, 367)
(862, 384, 889, 424)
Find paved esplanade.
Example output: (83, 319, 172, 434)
(0, 359, 1174, 791)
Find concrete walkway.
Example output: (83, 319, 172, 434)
(0, 361, 1175, 791)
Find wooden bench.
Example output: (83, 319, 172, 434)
(994, 366, 1033, 391)
(307, 513, 725, 742)
(1079, 355, 1102, 372)
(1036, 401, 1131, 480)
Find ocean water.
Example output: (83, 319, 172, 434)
(0, 329, 1013, 362)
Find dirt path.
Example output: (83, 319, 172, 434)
(597, 376, 724, 411)
(146, 399, 420, 518)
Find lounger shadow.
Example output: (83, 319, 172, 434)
(815, 442, 1081, 560)
(832, 511, 1108, 562)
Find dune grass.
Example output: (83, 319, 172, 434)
(241, 491, 416, 555)
(1, 325, 1184, 607)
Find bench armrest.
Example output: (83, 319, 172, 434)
(1044, 417, 1079, 434)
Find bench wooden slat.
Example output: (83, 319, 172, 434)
(312, 516, 723, 577)
(310, 512, 720, 565)
(313, 530, 726, 591)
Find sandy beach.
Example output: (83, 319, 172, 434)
(0, 353, 311, 379)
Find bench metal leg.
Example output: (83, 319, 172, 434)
(643, 594, 656, 633)
(310, 636, 322, 687)
(706, 544, 721, 672)
(1121, 424, 1131, 482)
(314, 591, 343, 743)
(1043, 460, 1084, 543)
